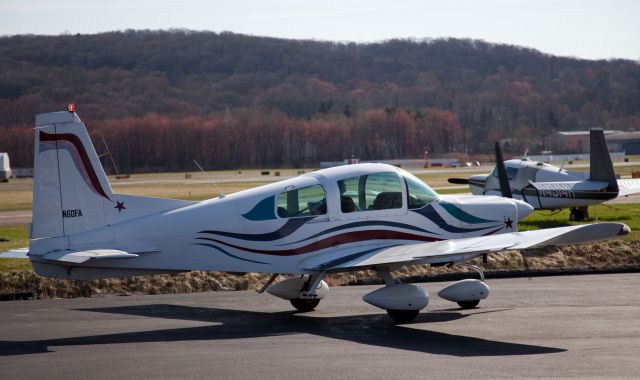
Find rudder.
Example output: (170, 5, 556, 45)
(589, 129, 619, 192)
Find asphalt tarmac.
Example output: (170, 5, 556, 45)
(1, 274, 639, 379)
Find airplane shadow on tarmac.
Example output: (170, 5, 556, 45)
(0, 304, 566, 357)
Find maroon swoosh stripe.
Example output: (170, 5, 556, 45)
(196, 230, 441, 256)
(40, 131, 111, 201)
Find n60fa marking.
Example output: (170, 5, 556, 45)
(62, 209, 83, 218)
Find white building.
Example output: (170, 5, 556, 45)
(0, 153, 11, 180)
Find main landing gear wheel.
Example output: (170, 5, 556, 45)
(569, 207, 587, 221)
(290, 298, 320, 312)
(386, 309, 420, 323)
(457, 300, 480, 309)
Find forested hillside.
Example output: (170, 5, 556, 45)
(1, 30, 639, 171)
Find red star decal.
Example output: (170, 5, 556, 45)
(114, 201, 126, 213)
(504, 217, 514, 229)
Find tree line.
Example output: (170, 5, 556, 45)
(2, 108, 460, 172)
(0, 30, 639, 170)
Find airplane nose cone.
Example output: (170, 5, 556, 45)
(512, 199, 534, 219)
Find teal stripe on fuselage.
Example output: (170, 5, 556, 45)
(438, 201, 495, 224)
(242, 195, 277, 221)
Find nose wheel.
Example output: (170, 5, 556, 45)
(290, 298, 321, 312)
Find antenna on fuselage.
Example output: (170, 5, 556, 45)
(193, 159, 225, 198)
(98, 137, 120, 175)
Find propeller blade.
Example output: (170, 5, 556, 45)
(494, 142, 513, 198)
(447, 178, 470, 185)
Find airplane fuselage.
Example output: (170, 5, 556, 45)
(31, 164, 530, 280)
(468, 159, 617, 209)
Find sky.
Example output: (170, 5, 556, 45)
(0, 0, 638, 61)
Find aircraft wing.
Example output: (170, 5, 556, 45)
(617, 179, 640, 197)
(300, 222, 629, 271)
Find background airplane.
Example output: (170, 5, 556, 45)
(0, 109, 630, 322)
(449, 129, 640, 221)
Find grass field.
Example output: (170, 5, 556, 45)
(519, 203, 640, 240)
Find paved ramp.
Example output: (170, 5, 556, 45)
(1, 274, 639, 378)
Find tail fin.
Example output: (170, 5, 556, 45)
(32, 110, 114, 239)
(589, 129, 619, 192)
(32, 109, 196, 240)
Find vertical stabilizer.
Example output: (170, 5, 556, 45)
(589, 129, 619, 192)
(32, 110, 113, 239)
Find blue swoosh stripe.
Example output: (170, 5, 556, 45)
(280, 221, 437, 246)
(194, 243, 270, 265)
(199, 217, 313, 242)
(438, 201, 495, 224)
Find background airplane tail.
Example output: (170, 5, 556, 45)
(589, 129, 619, 192)
(32, 109, 194, 240)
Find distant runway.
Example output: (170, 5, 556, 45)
(0, 211, 31, 227)
(1, 274, 639, 379)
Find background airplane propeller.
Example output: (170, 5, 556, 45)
(494, 142, 513, 199)
(494, 142, 531, 273)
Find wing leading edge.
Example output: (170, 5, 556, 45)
(300, 222, 630, 271)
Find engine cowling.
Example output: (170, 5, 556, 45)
(363, 284, 429, 311)
(267, 276, 329, 300)
(438, 279, 489, 302)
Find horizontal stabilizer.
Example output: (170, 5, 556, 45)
(0, 248, 29, 259)
(43, 249, 139, 264)
(617, 179, 640, 197)
(447, 178, 470, 185)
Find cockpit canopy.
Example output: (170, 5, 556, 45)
(275, 167, 439, 219)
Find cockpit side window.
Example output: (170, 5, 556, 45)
(338, 172, 403, 213)
(277, 184, 327, 218)
(404, 172, 439, 209)
(491, 166, 518, 180)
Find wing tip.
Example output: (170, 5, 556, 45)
(619, 224, 631, 236)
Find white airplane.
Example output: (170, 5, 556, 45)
(0, 109, 630, 322)
(449, 129, 640, 221)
